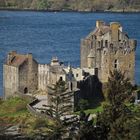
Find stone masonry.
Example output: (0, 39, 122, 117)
(81, 20, 137, 84)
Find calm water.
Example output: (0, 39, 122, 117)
(0, 11, 140, 96)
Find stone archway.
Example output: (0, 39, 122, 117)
(24, 87, 28, 94)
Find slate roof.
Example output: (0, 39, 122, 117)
(87, 25, 110, 38)
(9, 55, 27, 67)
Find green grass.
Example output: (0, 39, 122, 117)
(75, 105, 103, 115)
(0, 97, 30, 117)
(84, 106, 103, 114)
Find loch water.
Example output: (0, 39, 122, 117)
(0, 11, 140, 96)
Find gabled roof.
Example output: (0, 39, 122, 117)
(92, 26, 110, 37)
(9, 55, 27, 67)
(5, 52, 36, 67)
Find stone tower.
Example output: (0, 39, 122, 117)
(81, 20, 137, 84)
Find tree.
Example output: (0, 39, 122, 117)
(119, 0, 131, 12)
(97, 70, 135, 140)
(44, 79, 77, 139)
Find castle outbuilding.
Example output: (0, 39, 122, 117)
(81, 20, 137, 84)
(3, 51, 38, 99)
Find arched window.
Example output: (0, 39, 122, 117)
(114, 59, 118, 69)
(24, 87, 28, 94)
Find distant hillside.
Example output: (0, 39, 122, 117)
(0, 0, 140, 12)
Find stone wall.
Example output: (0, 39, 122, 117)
(38, 64, 50, 91)
(3, 65, 18, 99)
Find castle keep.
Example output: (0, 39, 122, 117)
(81, 20, 137, 83)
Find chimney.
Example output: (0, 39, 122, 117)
(96, 20, 105, 28)
(110, 22, 121, 42)
(7, 51, 17, 64)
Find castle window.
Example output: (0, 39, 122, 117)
(24, 87, 28, 94)
(98, 41, 100, 47)
(114, 59, 118, 69)
(91, 41, 93, 49)
(59, 77, 63, 81)
(105, 40, 108, 47)
(101, 40, 103, 47)
(76, 73, 78, 77)
(129, 64, 131, 68)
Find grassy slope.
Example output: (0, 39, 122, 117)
(0, 97, 54, 136)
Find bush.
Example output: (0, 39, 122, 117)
(32, 118, 48, 129)
(78, 99, 89, 110)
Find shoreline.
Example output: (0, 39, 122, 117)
(0, 8, 140, 13)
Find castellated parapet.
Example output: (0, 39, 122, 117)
(81, 20, 137, 84)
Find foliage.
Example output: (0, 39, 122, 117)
(97, 70, 136, 140)
(42, 79, 76, 139)
(78, 99, 89, 110)
(0, 0, 140, 11)
(0, 97, 30, 117)
(32, 118, 48, 129)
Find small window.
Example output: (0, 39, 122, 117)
(114, 59, 118, 69)
(76, 73, 78, 77)
(105, 40, 108, 47)
(60, 77, 63, 81)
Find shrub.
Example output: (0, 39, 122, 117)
(78, 99, 89, 110)
(32, 118, 48, 129)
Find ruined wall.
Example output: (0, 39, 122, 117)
(3, 65, 18, 99)
(38, 64, 50, 91)
(27, 54, 38, 93)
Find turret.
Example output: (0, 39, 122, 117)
(51, 57, 60, 66)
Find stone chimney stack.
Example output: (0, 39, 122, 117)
(110, 22, 121, 42)
(7, 51, 17, 65)
(96, 20, 105, 28)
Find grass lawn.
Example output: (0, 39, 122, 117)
(75, 105, 103, 115)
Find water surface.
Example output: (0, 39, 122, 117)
(0, 11, 140, 96)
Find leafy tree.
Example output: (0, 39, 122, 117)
(119, 0, 131, 12)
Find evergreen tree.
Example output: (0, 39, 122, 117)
(45, 79, 77, 139)
(97, 70, 134, 140)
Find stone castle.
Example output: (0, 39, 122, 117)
(81, 20, 137, 83)
(3, 20, 137, 99)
